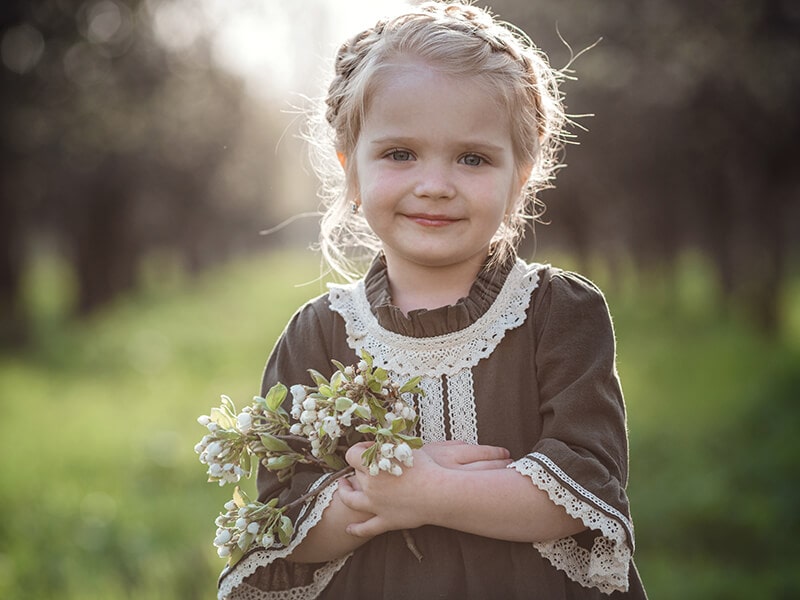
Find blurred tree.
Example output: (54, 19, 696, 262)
(494, 0, 800, 334)
(0, 0, 283, 339)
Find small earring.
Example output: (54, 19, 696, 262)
(350, 201, 359, 215)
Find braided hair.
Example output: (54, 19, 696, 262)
(309, 1, 567, 279)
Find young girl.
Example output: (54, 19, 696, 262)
(218, 1, 647, 598)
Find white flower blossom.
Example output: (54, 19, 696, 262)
(217, 546, 231, 558)
(235, 517, 247, 530)
(290, 384, 307, 403)
(354, 375, 365, 386)
(302, 397, 316, 411)
(214, 530, 232, 546)
(247, 522, 260, 534)
(322, 416, 340, 437)
(289, 423, 303, 435)
(344, 366, 354, 376)
(385, 412, 397, 424)
(358, 360, 368, 371)
(394, 442, 413, 466)
(224, 500, 237, 511)
(300, 410, 317, 424)
(378, 457, 391, 472)
(197, 415, 211, 426)
(369, 462, 380, 476)
(389, 464, 403, 477)
(236, 412, 252, 434)
(380, 443, 394, 458)
(261, 533, 275, 547)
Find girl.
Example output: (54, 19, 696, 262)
(219, 1, 647, 598)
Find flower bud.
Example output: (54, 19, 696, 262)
(214, 530, 232, 546)
(389, 464, 403, 477)
(354, 375, 365, 386)
(358, 360, 368, 372)
(369, 462, 380, 476)
(236, 412, 252, 433)
(235, 517, 247, 530)
(302, 397, 316, 411)
(290, 384, 307, 403)
(289, 423, 303, 435)
(394, 442, 413, 466)
(247, 522, 260, 534)
(378, 457, 391, 472)
(197, 415, 211, 426)
(224, 500, 237, 511)
(300, 410, 317, 424)
(217, 546, 231, 558)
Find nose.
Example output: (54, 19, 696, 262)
(413, 162, 455, 200)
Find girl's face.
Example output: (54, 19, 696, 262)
(352, 61, 527, 276)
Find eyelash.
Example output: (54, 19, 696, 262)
(383, 150, 488, 166)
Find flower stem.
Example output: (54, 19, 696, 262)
(282, 467, 355, 512)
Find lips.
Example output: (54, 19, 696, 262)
(406, 213, 460, 227)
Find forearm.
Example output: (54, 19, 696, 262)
(422, 467, 586, 542)
(286, 488, 372, 563)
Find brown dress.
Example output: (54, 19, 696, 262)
(218, 255, 648, 599)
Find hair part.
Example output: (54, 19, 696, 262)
(307, 1, 568, 280)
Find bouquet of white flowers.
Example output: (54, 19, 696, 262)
(195, 351, 424, 567)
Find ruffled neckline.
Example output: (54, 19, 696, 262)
(362, 254, 516, 338)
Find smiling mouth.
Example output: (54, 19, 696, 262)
(406, 214, 460, 227)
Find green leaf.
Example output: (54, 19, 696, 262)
(239, 450, 252, 475)
(228, 545, 244, 567)
(377, 428, 392, 437)
(260, 434, 292, 453)
(331, 359, 346, 373)
(233, 486, 250, 508)
(334, 396, 353, 411)
(318, 384, 334, 397)
(390, 417, 406, 434)
(237, 531, 255, 551)
(360, 444, 377, 466)
(210, 407, 235, 430)
(330, 370, 345, 389)
(355, 424, 377, 434)
(373, 367, 388, 382)
(266, 455, 296, 470)
(360, 349, 373, 366)
(368, 380, 382, 393)
(322, 453, 347, 470)
(307, 369, 329, 387)
(264, 383, 287, 412)
(278, 516, 294, 546)
(353, 405, 371, 420)
(398, 434, 424, 449)
(399, 376, 423, 395)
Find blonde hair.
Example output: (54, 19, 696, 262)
(308, 1, 567, 279)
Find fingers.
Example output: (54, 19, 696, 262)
(424, 440, 510, 468)
(345, 441, 374, 470)
(345, 515, 386, 538)
(455, 458, 512, 471)
(337, 475, 370, 513)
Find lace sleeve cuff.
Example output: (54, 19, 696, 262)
(218, 476, 351, 600)
(509, 454, 634, 594)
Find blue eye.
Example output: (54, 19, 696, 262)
(460, 154, 484, 167)
(388, 149, 413, 161)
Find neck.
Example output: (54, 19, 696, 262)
(383, 253, 488, 315)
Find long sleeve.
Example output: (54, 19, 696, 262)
(508, 270, 635, 594)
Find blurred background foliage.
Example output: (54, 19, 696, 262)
(1, 0, 799, 598)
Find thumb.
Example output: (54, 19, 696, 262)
(346, 515, 386, 539)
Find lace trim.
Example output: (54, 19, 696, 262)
(509, 455, 633, 594)
(417, 376, 446, 442)
(447, 369, 477, 444)
(218, 477, 351, 600)
(327, 259, 545, 378)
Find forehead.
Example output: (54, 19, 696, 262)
(362, 61, 511, 143)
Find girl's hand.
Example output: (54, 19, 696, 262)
(338, 441, 441, 537)
(336, 441, 512, 538)
(422, 440, 511, 471)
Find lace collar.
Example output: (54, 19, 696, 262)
(328, 258, 546, 378)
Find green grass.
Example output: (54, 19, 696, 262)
(1, 250, 798, 599)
